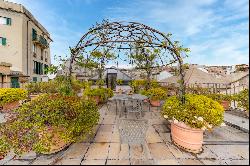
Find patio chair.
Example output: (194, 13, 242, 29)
(117, 118, 152, 162)
(124, 99, 144, 118)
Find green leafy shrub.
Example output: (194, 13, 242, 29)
(83, 88, 114, 103)
(129, 79, 159, 93)
(0, 94, 99, 156)
(116, 79, 123, 85)
(161, 94, 224, 130)
(96, 80, 105, 87)
(205, 93, 233, 103)
(0, 88, 28, 106)
(24, 78, 83, 95)
(234, 89, 249, 112)
(140, 88, 167, 100)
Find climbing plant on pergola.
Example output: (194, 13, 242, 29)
(69, 20, 190, 103)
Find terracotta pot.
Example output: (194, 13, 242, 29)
(171, 122, 203, 153)
(40, 127, 70, 155)
(92, 96, 100, 104)
(220, 100, 230, 110)
(1, 101, 20, 113)
(150, 100, 160, 107)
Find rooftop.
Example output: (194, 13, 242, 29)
(0, 104, 248, 165)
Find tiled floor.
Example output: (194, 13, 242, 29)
(0, 103, 249, 165)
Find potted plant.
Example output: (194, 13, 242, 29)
(141, 88, 167, 107)
(0, 88, 28, 113)
(0, 94, 99, 157)
(161, 94, 224, 153)
(234, 89, 249, 117)
(83, 87, 114, 105)
(206, 93, 233, 110)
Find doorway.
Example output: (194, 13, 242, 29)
(11, 77, 20, 88)
(106, 73, 117, 90)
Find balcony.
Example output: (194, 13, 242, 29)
(32, 29, 49, 49)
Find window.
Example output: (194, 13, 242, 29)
(0, 37, 7, 46)
(44, 64, 49, 74)
(33, 61, 43, 75)
(32, 43, 37, 53)
(32, 28, 37, 40)
(0, 17, 11, 25)
(41, 49, 43, 60)
(44, 51, 48, 62)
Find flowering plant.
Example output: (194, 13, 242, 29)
(161, 94, 225, 130)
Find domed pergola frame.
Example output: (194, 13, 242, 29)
(69, 20, 187, 103)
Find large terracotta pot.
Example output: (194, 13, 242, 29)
(171, 122, 203, 153)
(150, 100, 160, 107)
(0, 101, 20, 113)
(220, 100, 230, 110)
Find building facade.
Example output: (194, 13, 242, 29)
(0, 0, 52, 87)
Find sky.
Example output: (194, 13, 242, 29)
(8, 0, 249, 67)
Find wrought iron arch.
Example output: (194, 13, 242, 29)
(70, 20, 187, 103)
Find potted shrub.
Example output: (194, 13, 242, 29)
(234, 89, 249, 117)
(0, 94, 99, 157)
(161, 94, 224, 153)
(141, 88, 167, 107)
(0, 88, 28, 113)
(84, 88, 114, 104)
(206, 93, 233, 110)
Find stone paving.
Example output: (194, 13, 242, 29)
(224, 112, 249, 133)
(0, 103, 249, 165)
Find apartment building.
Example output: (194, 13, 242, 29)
(0, 0, 52, 87)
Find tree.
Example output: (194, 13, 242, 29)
(129, 43, 161, 90)
(89, 49, 116, 88)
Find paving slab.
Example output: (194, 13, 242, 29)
(224, 112, 249, 132)
(4, 159, 32, 165)
(200, 159, 227, 165)
(84, 143, 110, 160)
(148, 143, 175, 160)
(205, 144, 249, 160)
(224, 159, 250, 165)
(146, 126, 163, 143)
(61, 143, 89, 159)
(177, 159, 203, 165)
(54, 158, 82, 165)
(154, 159, 180, 165)
(107, 143, 129, 160)
(106, 159, 130, 165)
(81, 159, 106, 165)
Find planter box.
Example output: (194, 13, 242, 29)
(150, 100, 160, 107)
(220, 100, 230, 110)
(0, 101, 20, 113)
(40, 127, 70, 155)
(171, 122, 203, 153)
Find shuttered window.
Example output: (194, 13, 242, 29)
(0, 17, 11, 25)
(0, 37, 7, 46)
(33, 61, 44, 75)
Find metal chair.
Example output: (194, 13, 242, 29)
(124, 99, 144, 118)
(117, 118, 152, 162)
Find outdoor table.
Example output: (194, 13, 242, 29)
(109, 94, 148, 117)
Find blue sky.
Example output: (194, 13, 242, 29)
(9, 0, 249, 67)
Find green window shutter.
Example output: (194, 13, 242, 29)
(2, 38, 6, 46)
(7, 18, 11, 25)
